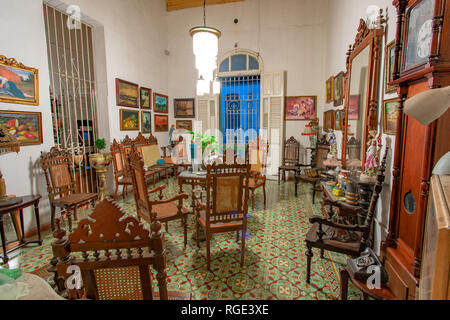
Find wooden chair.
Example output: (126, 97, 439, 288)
(111, 139, 133, 200)
(51, 198, 169, 300)
(127, 145, 190, 247)
(246, 138, 269, 209)
(194, 162, 250, 270)
(294, 147, 326, 203)
(278, 136, 300, 184)
(304, 148, 388, 284)
(41, 147, 97, 232)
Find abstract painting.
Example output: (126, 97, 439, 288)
(154, 93, 168, 113)
(0, 111, 42, 145)
(116, 78, 139, 108)
(285, 96, 317, 121)
(120, 109, 139, 131)
(0, 56, 39, 106)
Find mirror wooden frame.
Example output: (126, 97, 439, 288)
(341, 18, 384, 169)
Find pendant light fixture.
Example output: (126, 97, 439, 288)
(190, 0, 221, 95)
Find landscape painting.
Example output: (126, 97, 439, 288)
(120, 109, 139, 131)
(176, 120, 192, 131)
(285, 96, 316, 120)
(383, 98, 400, 135)
(174, 98, 195, 118)
(0, 111, 42, 145)
(154, 93, 168, 113)
(154, 114, 168, 132)
(141, 111, 152, 133)
(348, 95, 360, 120)
(116, 78, 139, 108)
(334, 72, 344, 107)
(0, 56, 39, 106)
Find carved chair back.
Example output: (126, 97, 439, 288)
(283, 136, 300, 166)
(247, 137, 269, 176)
(204, 162, 250, 226)
(111, 139, 126, 178)
(41, 147, 77, 202)
(120, 133, 160, 174)
(52, 198, 168, 300)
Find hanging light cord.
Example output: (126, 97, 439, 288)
(203, 0, 206, 26)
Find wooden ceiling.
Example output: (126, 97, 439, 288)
(165, 0, 244, 12)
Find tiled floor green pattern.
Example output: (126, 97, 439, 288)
(2, 179, 360, 300)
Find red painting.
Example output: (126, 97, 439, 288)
(348, 95, 360, 120)
(285, 96, 317, 121)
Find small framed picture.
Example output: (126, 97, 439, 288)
(333, 72, 344, 107)
(0, 56, 39, 106)
(348, 95, 360, 120)
(176, 120, 193, 131)
(326, 77, 334, 104)
(0, 110, 43, 145)
(385, 41, 397, 94)
(153, 92, 168, 113)
(140, 87, 152, 109)
(141, 111, 152, 133)
(285, 96, 317, 121)
(383, 98, 400, 135)
(120, 109, 139, 131)
(116, 78, 139, 108)
(154, 114, 169, 132)
(174, 98, 195, 118)
(324, 110, 335, 131)
(335, 110, 343, 131)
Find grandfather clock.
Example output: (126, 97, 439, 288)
(382, 0, 450, 299)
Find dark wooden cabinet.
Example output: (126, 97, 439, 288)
(381, 0, 450, 300)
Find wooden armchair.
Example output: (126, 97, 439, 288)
(194, 162, 250, 270)
(304, 148, 388, 284)
(111, 139, 133, 200)
(246, 138, 269, 209)
(51, 198, 169, 300)
(294, 147, 327, 203)
(41, 147, 97, 232)
(127, 145, 190, 247)
(278, 136, 300, 184)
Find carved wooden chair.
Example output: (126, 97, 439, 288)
(51, 199, 169, 300)
(127, 145, 190, 247)
(41, 147, 97, 232)
(111, 139, 133, 200)
(194, 162, 250, 270)
(246, 138, 269, 209)
(304, 148, 388, 284)
(278, 136, 300, 184)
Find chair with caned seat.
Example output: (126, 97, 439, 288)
(111, 139, 133, 200)
(278, 136, 300, 184)
(194, 162, 250, 270)
(41, 147, 97, 232)
(127, 145, 190, 247)
(51, 198, 172, 300)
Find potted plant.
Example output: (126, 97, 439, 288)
(89, 138, 112, 170)
(187, 131, 219, 169)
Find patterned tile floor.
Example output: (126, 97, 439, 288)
(1, 178, 360, 300)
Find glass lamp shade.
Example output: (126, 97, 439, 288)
(190, 26, 221, 83)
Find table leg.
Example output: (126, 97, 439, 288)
(0, 215, 8, 263)
(11, 210, 22, 242)
(339, 268, 349, 300)
(34, 203, 42, 245)
(19, 209, 25, 243)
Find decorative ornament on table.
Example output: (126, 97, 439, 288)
(301, 119, 319, 149)
(326, 129, 337, 159)
(360, 130, 382, 183)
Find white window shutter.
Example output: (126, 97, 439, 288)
(195, 93, 219, 134)
(261, 71, 285, 176)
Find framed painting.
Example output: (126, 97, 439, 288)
(174, 98, 195, 118)
(116, 78, 139, 108)
(335, 110, 343, 130)
(348, 95, 360, 120)
(285, 96, 317, 121)
(141, 111, 152, 133)
(154, 93, 168, 113)
(325, 76, 334, 104)
(333, 72, 344, 107)
(383, 98, 400, 135)
(0, 55, 39, 106)
(154, 114, 169, 132)
(140, 87, 152, 109)
(324, 110, 335, 131)
(176, 120, 193, 131)
(385, 41, 397, 94)
(0, 110, 42, 145)
(120, 109, 139, 131)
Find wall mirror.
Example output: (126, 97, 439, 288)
(341, 17, 384, 170)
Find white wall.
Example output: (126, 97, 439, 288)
(167, 0, 329, 163)
(323, 0, 399, 253)
(0, 0, 169, 232)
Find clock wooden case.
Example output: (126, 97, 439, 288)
(382, 0, 450, 300)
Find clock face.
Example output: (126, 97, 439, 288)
(403, 0, 435, 71)
(417, 19, 433, 58)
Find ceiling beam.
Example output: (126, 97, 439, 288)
(165, 0, 244, 12)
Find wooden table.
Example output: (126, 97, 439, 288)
(0, 195, 42, 263)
